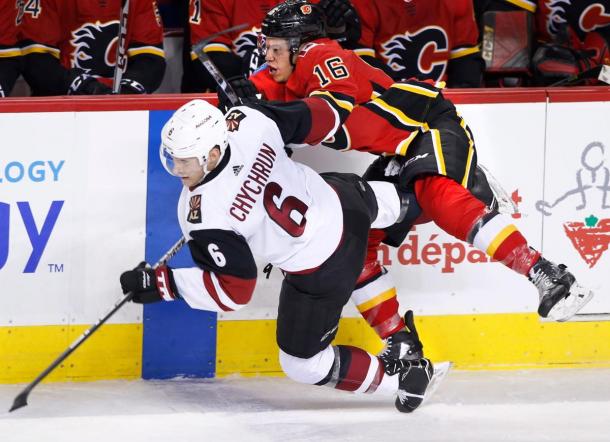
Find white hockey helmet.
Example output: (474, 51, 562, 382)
(160, 99, 228, 176)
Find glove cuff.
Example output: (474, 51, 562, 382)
(154, 266, 178, 301)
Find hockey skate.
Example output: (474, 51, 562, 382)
(529, 257, 594, 322)
(378, 310, 423, 361)
(381, 357, 437, 413)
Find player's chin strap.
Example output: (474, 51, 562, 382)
(192, 24, 249, 107)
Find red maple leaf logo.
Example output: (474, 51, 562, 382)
(563, 217, 610, 268)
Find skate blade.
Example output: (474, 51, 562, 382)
(548, 284, 594, 322)
(422, 361, 452, 406)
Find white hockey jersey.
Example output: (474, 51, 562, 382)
(171, 104, 343, 312)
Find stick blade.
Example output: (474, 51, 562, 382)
(9, 391, 29, 412)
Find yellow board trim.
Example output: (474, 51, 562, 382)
(0, 324, 142, 384)
(486, 224, 518, 257)
(357, 288, 397, 313)
(217, 313, 610, 376)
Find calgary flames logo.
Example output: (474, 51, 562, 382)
(70, 21, 120, 77)
(542, 0, 570, 37)
(579, 3, 610, 32)
(380, 26, 449, 81)
(233, 28, 259, 59)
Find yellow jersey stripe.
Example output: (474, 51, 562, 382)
(461, 139, 475, 187)
(504, 0, 536, 13)
(21, 44, 60, 58)
(449, 45, 481, 60)
(391, 82, 439, 98)
(486, 224, 518, 257)
(127, 46, 165, 58)
(354, 48, 376, 58)
(357, 287, 397, 313)
(431, 129, 447, 175)
(395, 131, 419, 156)
(0, 48, 21, 57)
(310, 90, 354, 112)
(369, 97, 425, 128)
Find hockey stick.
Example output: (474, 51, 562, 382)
(112, 0, 130, 93)
(192, 23, 249, 106)
(9, 236, 186, 413)
(549, 64, 603, 87)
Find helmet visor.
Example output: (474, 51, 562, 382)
(160, 145, 179, 176)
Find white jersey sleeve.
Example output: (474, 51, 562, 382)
(178, 105, 344, 273)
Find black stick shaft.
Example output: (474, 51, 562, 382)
(192, 23, 248, 106)
(9, 237, 186, 412)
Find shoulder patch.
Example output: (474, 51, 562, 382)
(226, 109, 247, 132)
(188, 195, 202, 223)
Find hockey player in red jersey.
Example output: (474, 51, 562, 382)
(239, 0, 594, 359)
(120, 97, 437, 413)
(348, 0, 484, 87)
(0, 0, 21, 97)
(19, 0, 166, 95)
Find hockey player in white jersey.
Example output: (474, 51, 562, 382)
(119, 97, 434, 413)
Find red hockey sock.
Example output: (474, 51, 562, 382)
(414, 175, 487, 242)
(414, 175, 540, 275)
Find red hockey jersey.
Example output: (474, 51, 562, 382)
(189, 0, 282, 59)
(350, 0, 480, 83)
(252, 38, 393, 126)
(251, 38, 441, 156)
(19, 0, 165, 80)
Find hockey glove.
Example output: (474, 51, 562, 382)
(119, 78, 147, 94)
(217, 75, 261, 113)
(119, 262, 178, 304)
(318, 0, 361, 46)
(67, 73, 113, 95)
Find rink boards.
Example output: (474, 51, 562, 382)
(1, 89, 609, 383)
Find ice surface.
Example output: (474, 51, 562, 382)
(1, 368, 610, 442)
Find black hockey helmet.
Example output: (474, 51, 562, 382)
(261, 0, 326, 56)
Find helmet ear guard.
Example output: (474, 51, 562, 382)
(159, 99, 228, 176)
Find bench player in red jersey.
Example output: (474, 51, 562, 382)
(19, 0, 166, 95)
